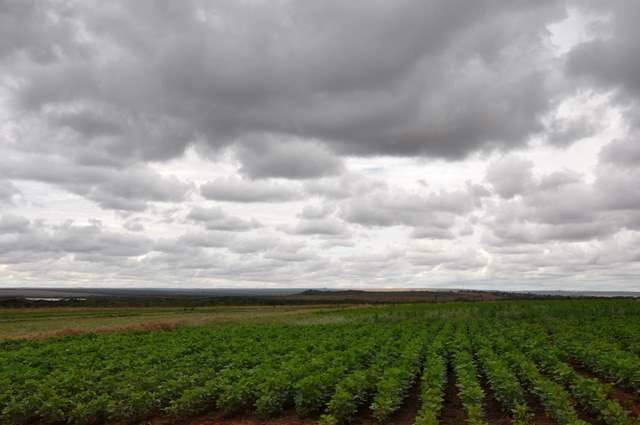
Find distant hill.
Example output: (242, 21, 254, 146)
(290, 289, 543, 303)
(523, 290, 640, 298)
(1, 287, 637, 308)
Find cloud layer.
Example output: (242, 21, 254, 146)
(1, 0, 640, 290)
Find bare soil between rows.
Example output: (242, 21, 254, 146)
(144, 381, 422, 425)
(568, 360, 640, 419)
(129, 360, 640, 425)
(524, 390, 556, 425)
(478, 371, 512, 425)
(439, 366, 466, 425)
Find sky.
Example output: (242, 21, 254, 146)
(0, 1, 639, 291)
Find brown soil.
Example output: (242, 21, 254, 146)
(146, 380, 422, 425)
(524, 391, 555, 425)
(143, 409, 317, 425)
(186, 414, 315, 425)
(440, 366, 467, 425)
(531, 364, 600, 425)
(353, 380, 421, 425)
(573, 400, 603, 425)
(609, 388, 640, 418)
(382, 381, 421, 425)
(568, 361, 640, 419)
(478, 373, 512, 425)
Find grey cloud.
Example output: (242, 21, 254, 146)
(299, 203, 336, 220)
(487, 220, 617, 245)
(517, 180, 598, 225)
(0, 0, 82, 62)
(264, 249, 316, 263)
(187, 206, 260, 231)
(159, 231, 231, 252)
(0, 214, 30, 234)
(52, 108, 124, 139)
(594, 168, 640, 211)
(1, 154, 192, 211)
(88, 170, 192, 211)
(567, 3, 640, 123)
(228, 234, 281, 255)
(3, 0, 569, 173)
(158, 229, 284, 256)
(54, 222, 153, 257)
(288, 218, 350, 236)
(305, 173, 386, 200)
(537, 170, 582, 191)
(264, 242, 314, 263)
(0, 181, 21, 204)
(482, 183, 607, 245)
(545, 115, 599, 145)
(123, 218, 145, 232)
(485, 155, 536, 199)
(0, 220, 153, 263)
(200, 177, 301, 203)
(161, 229, 307, 260)
(407, 248, 486, 270)
(599, 136, 640, 167)
(236, 137, 343, 180)
(341, 204, 396, 227)
(341, 186, 480, 228)
(320, 239, 356, 249)
(5, 1, 640, 290)
(410, 226, 455, 240)
(483, 136, 640, 246)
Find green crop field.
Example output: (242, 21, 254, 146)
(0, 304, 344, 340)
(1, 300, 640, 425)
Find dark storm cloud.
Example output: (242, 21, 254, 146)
(2, 0, 569, 175)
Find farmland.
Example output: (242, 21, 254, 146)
(0, 305, 344, 340)
(1, 300, 640, 425)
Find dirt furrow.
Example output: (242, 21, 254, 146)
(440, 366, 466, 425)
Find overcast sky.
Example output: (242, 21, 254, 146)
(1, 1, 639, 290)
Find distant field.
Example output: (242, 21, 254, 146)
(0, 305, 350, 339)
(1, 300, 640, 425)
(0, 287, 557, 309)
